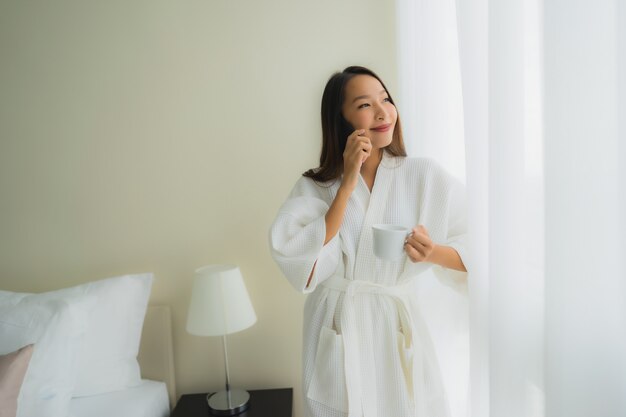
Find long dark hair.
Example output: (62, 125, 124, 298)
(303, 66, 407, 182)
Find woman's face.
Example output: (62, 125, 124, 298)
(341, 74, 397, 149)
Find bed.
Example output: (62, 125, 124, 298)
(69, 379, 169, 417)
(0, 274, 177, 417)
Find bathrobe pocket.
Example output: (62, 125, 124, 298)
(307, 326, 349, 412)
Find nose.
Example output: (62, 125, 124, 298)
(375, 105, 387, 120)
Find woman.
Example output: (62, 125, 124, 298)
(268, 66, 469, 417)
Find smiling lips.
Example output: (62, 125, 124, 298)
(371, 123, 391, 132)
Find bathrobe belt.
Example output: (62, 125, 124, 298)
(321, 274, 448, 417)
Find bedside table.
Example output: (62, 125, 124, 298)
(171, 388, 293, 417)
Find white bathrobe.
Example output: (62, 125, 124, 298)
(269, 152, 470, 417)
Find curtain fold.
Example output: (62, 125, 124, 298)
(396, 0, 471, 417)
(396, 1, 473, 416)
(452, 0, 490, 416)
(396, 0, 466, 181)
(487, 1, 545, 416)
(543, 1, 626, 416)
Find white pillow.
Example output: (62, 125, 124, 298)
(0, 293, 95, 417)
(70, 273, 153, 396)
(0, 273, 153, 398)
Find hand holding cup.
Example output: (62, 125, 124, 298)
(404, 225, 436, 263)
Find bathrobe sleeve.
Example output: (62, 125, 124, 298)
(268, 176, 342, 294)
(429, 161, 471, 293)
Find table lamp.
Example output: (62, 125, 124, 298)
(186, 264, 257, 416)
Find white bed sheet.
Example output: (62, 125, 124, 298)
(69, 379, 169, 417)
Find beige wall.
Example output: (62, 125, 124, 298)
(0, 1, 396, 415)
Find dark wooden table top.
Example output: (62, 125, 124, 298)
(171, 387, 293, 417)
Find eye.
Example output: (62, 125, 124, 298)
(357, 103, 370, 109)
(384, 97, 391, 102)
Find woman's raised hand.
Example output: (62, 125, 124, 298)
(341, 129, 372, 192)
(320, 129, 370, 252)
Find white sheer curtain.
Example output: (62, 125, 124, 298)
(396, 1, 626, 417)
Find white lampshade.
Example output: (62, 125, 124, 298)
(186, 264, 257, 337)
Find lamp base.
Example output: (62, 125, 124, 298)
(207, 389, 250, 416)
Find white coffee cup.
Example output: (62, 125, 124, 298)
(372, 224, 412, 261)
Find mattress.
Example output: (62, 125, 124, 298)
(69, 379, 169, 417)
